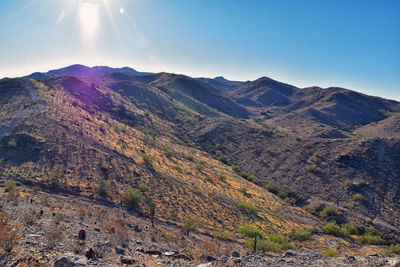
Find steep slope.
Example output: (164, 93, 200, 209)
(0, 77, 317, 234)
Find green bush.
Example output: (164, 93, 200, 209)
(142, 154, 155, 166)
(4, 179, 16, 192)
(353, 193, 365, 202)
(238, 224, 263, 252)
(214, 230, 230, 241)
(266, 234, 293, 250)
(263, 182, 279, 194)
(122, 188, 145, 208)
(303, 205, 316, 215)
(389, 244, 400, 254)
(218, 173, 227, 181)
(343, 178, 353, 187)
(341, 223, 358, 236)
(291, 229, 312, 241)
(97, 178, 111, 197)
(195, 163, 204, 171)
(359, 232, 386, 245)
(162, 146, 176, 158)
(319, 206, 337, 219)
(232, 165, 241, 173)
(216, 153, 228, 164)
(256, 239, 280, 253)
(237, 202, 259, 216)
(323, 248, 338, 257)
(182, 217, 199, 236)
(323, 221, 343, 236)
(239, 186, 248, 195)
(138, 183, 149, 192)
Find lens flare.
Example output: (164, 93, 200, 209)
(79, 2, 99, 44)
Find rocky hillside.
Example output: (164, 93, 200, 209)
(1, 65, 400, 265)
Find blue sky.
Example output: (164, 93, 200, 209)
(0, 0, 399, 100)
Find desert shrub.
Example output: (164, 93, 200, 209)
(214, 230, 230, 241)
(285, 197, 296, 205)
(173, 164, 182, 171)
(263, 182, 279, 194)
(4, 179, 16, 192)
(239, 224, 263, 252)
(217, 154, 228, 164)
(0, 213, 21, 254)
(142, 154, 155, 166)
(239, 171, 256, 183)
(277, 186, 297, 200)
(359, 227, 386, 245)
(256, 239, 280, 253)
(323, 221, 343, 237)
(232, 165, 241, 173)
(138, 183, 149, 192)
(323, 248, 338, 257)
(162, 146, 176, 158)
(291, 229, 312, 241)
(195, 163, 204, 171)
(182, 217, 199, 236)
(343, 178, 353, 187)
(303, 205, 316, 215)
(340, 223, 358, 236)
(237, 202, 259, 216)
(389, 244, 400, 254)
(97, 178, 111, 197)
(319, 205, 337, 219)
(122, 188, 144, 209)
(353, 193, 365, 202)
(239, 186, 248, 195)
(218, 173, 227, 181)
(266, 233, 293, 250)
(185, 154, 194, 161)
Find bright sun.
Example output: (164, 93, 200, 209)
(79, 2, 100, 43)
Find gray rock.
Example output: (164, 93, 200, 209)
(232, 251, 240, 257)
(54, 257, 75, 267)
(115, 247, 125, 255)
(282, 250, 299, 257)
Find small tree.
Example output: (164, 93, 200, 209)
(0, 212, 21, 254)
(182, 217, 199, 236)
(263, 182, 279, 194)
(4, 179, 16, 192)
(97, 178, 111, 197)
(319, 205, 337, 219)
(122, 188, 144, 209)
(238, 224, 263, 252)
(142, 154, 155, 166)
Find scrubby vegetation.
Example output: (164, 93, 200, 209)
(122, 188, 145, 209)
(239, 225, 263, 252)
(237, 202, 259, 216)
(359, 226, 386, 245)
(323, 248, 338, 257)
(4, 179, 16, 192)
(182, 217, 199, 236)
(290, 229, 312, 241)
(319, 206, 337, 219)
(323, 221, 358, 237)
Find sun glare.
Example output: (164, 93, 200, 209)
(79, 2, 99, 43)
